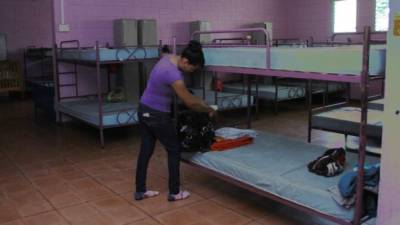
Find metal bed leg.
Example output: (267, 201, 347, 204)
(353, 27, 371, 225)
(213, 72, 217, 104)
(100, 128, 105, 148)
(255, 77, 259, 120)
(246, 76, 252, 129)
(203, 70, 206, 100)
(323, 81, 328, 106)
(107, 66, 111, 93)
(95, 41, 104, 148)
(346, 83, 351, 104)
(307, 80, 313, 143)
(273, 77, 278, 115)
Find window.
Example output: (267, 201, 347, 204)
(375, 0, 389, 31)
(333, 0, 357, 33)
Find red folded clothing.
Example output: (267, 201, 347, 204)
(211, 136, 253, 151)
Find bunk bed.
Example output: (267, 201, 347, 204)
(309, 101, 384, 156)
(54, 40, 160, 147)
(24, 47, 53, 85)
(311, 106, 383, 140)
(306, 33, 386, 154)
(176, 39, 256, 114)
(189, 88, 254, 111)
(24, 47, 55, 119)
(179, 27, 383, 225)
(208, 38, 308, 115)
(215, 37, 367, 114)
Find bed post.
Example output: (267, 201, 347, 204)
(353, 26, 371, 225)
(323, 81, 328, 106)
(273, 77, 278, 115)
(255, 76, 259, 120)
(107, 65, 111, 93)
(212, 72, 217, 104)
(307, 79, 313, 143)
(53, 44, 63, 123)
(202, 69, 206, 100)
(74, 62, 78, 97)
(95, 41, 105, 148)
(246, 75, 252, 129)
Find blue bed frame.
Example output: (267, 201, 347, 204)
(55, 40, 160, 147)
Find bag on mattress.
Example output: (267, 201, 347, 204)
(106, 87, 125, 102)
(308, 148, 346, 177)
(177, 111, 215, 152)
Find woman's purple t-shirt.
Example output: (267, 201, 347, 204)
(140, 56, 183, 112)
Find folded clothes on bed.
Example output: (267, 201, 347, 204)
(215, 127, 258, 139)
(211, 136, 254, 151)
(328, 186, 356, 208)
(328, 185, 378, 218)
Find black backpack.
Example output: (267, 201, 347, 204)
(177, 111, 215, 152)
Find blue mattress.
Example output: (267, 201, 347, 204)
(203, 45, 386, 75)
(59, 47, 159, 61)
(190, 88, 254, 110)
(312, 107, 383, 138)
(58, 100, 138, 127)
(182, 132, 380, 222)
(222, 83, 306, 101)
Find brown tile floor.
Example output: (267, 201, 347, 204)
(0, 99, 344, 225)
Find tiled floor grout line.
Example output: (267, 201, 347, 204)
(1, 100, 346, 225)
(208, 197, 261, 223)
(0, 149, 75, 225)
(68, 156, 164, 224)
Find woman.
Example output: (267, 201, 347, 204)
(135, 40, 215, 201)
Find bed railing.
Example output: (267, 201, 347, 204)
(59, 40, 81, 59)
(191, 28, 272, 69)
(331, 31, 386, 44)
(58, 40, 161, 62)
(212, 37, 251, 45)
(309, 31, 387, 47)
(60, 40, 81, 50)
(115, 47, 148, 61)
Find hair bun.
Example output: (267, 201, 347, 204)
(188, 40, 202, 51)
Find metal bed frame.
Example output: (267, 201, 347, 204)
(24, 47, 54, 86)
(54, 40, 161, 147)
(272, 37, 348, 114)
(308, 32, 386, 145)
(173, 39, 256, 116)
(208, 37, 305, 116)
(213, 36, 350, 115)
(181, 26, 381, 225)
(23, 47, 55, 119)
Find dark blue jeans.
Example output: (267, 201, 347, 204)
(135, 103, 181, 195)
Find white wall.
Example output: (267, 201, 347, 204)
(377, 0, 400, 224)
